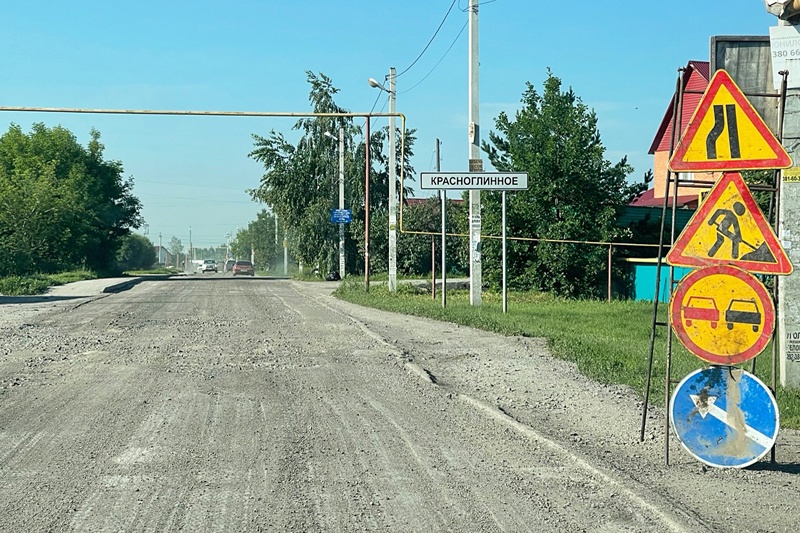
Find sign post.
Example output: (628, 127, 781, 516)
(420, 172, 528, 311)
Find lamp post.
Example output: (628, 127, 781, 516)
(325, 128, 346, 278)
(365, 117, 371, 291)
(369, 68, 397, 292)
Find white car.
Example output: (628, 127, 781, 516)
(198, 259, 218, 273)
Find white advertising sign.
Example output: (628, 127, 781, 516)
(769, 24, 800, 89)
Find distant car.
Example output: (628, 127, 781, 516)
(224, 259, 236, 272)
(232, 260, 255, 276)
(198, 259, 218, 273)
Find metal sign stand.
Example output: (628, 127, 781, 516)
(639, 68, 788, 466)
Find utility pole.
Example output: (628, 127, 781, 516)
(468, 0, 482, 306)
(438, 138, 447, 309)
(388, 67, 397, 292)
(767, 1, 800, 388)
(338, 127, 346, 277)
(158, 232, 162, 264)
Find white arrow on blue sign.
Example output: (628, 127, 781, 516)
(670, 367, 779, 468)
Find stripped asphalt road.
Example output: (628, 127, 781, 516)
(1, 276, 798, 532)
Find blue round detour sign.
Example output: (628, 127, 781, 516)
(670, 367, 779, 468)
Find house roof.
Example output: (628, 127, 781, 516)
(648, 60, 710, 155)
(617, 205, 696, 231)
(628, 187, 697, 208)
(405, 197, 463, 206)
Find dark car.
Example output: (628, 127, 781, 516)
(232, 260, 255, 276)
(725, 298, 761, 332)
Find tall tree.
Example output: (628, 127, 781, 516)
(481, 72, 646, 298)
(0, 123, 142, 276)
(116, 233, 156, 270)
(230, 210, 281, 269)
(249, 71, 415, 275)
(168, 236, 183, 268)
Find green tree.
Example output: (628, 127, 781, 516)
(0, 123, 142, 276)
(229, 211, 282, 270)
(390, 198, 469, 276)
(481, 72, 646, 298)
(116, 233, 156, 270)
(249, 71, 415, 276)
(168, 236, 183, 268)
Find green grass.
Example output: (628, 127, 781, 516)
(0, 270, 97, 296)
(124, 266, 181, 275)
(334, 280, 800, 429)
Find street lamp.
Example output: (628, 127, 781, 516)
(369, 68, 397, 293)
(766, 0, 800, 23)
(325, 128, 346, 278)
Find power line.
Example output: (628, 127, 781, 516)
(399, 20, 467, 95)
(396, 0, 458, 78)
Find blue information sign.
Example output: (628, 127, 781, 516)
(670, 367, 779, 468)
(331, 209, 352, 223)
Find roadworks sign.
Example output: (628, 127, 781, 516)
(666, 172, 793, 275)
(669, 69, 791, 172)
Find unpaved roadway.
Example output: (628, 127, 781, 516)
(0, 275, 798, 532)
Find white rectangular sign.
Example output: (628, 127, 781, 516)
(769, 25, 800, 90)
(420, 172, 528, 190)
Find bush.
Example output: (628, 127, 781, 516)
(0, 275, 51, 295)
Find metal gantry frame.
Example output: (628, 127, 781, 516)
(638, 69, 789, 466)
(0, 105, 406, 293)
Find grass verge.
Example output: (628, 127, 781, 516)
(334, 280, 800, 430)
(0, 270, 98, 296)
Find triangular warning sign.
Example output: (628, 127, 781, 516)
(669, 70, 792, 172)
(666, 172, 793, 275)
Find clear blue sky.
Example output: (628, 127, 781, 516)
(0, 1, 779, 248)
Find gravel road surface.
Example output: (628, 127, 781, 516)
(0, 275, 798, 532)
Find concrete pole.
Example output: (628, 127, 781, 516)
(389, 67, 397, 292)
(437, 138, 447, 309)
(780, 71, 800, 388)
(468, 0, 482, 306)
(365, 117, 371, 292)
(338, 127, 346, 278)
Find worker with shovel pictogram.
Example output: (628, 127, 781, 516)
(706, 201, 775, 262)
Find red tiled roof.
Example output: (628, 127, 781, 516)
(629, 188, 697, 208)
(405, 197, 463, 206)
(649, 61, 710, 155)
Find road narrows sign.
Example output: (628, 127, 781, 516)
(668, 69, 792, 172)
(666, 172, 793, 275)
(670, 265, 775, 365)
(670, 367, 779, 469)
